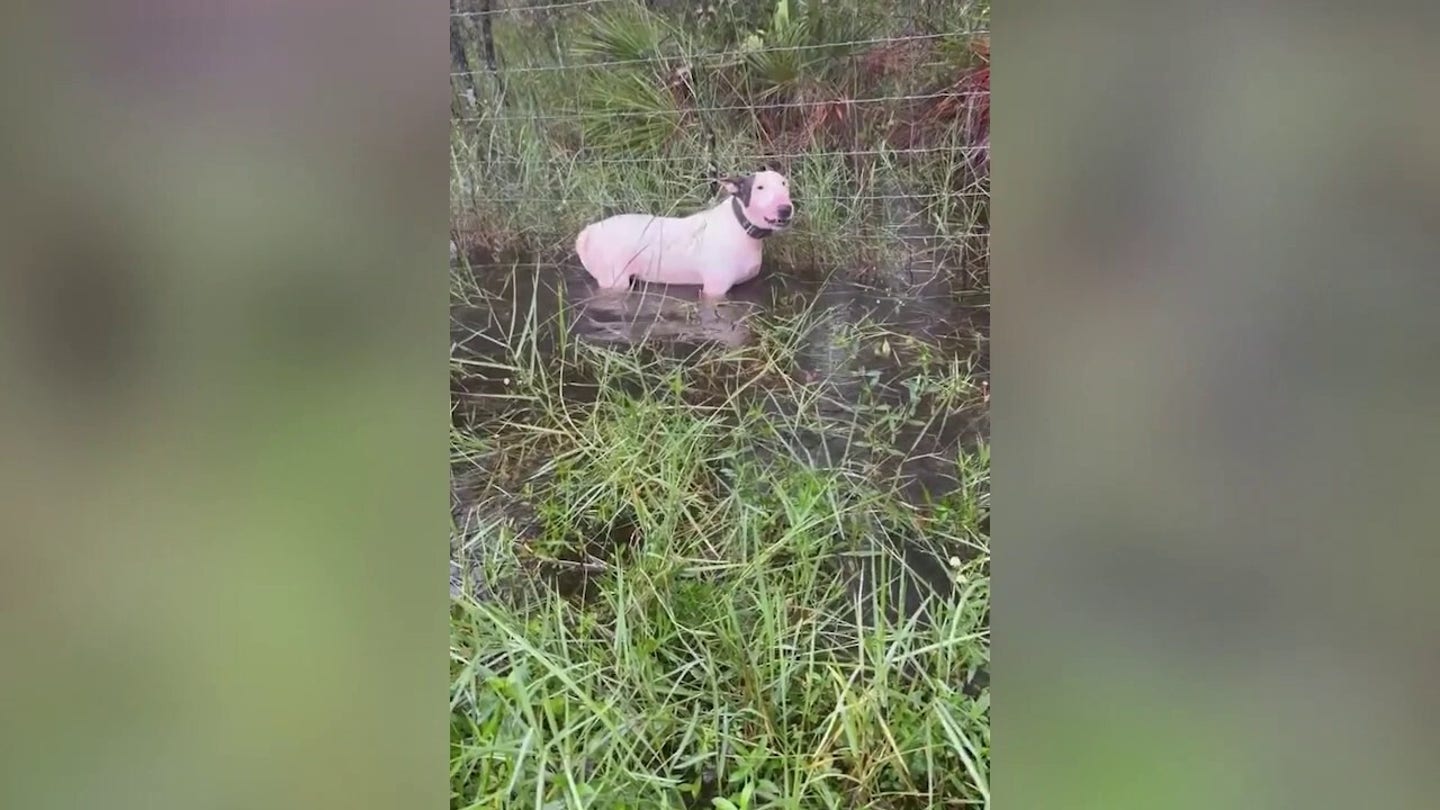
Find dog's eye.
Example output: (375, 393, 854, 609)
(757, 185, 765, 190)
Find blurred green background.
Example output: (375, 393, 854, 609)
(0, 3, 447, 809)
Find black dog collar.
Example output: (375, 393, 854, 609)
(732, 196, 774, 239)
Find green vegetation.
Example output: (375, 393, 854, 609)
(450, 2, 990, 807)
(451, 0, 990, 275)
(449, 270, 990, 808)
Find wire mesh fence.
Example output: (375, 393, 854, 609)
(449, 0, 990, 279)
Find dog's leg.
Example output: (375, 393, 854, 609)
(577, 226, 628, 291)
(591, 264, 631, 291)
(575, 226, 600, 281)
(701, 276, 733, 299)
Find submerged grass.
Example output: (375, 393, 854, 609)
(449, 274, 990, 808)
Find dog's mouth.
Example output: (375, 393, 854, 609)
(764, 215, 792, 228)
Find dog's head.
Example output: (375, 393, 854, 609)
(720, 169, 794, 230)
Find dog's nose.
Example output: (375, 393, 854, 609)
(778, 204, 793, 219)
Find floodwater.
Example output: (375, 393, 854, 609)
(450, 251, 989, 618)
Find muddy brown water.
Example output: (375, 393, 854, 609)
(450, 252, 989, 622)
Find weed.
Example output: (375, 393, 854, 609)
(450, 275, 989, 808)
(450, 0, 991, 277)
(450, 2, 990, 807)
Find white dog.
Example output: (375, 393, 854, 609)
(574, 169, 794, 298)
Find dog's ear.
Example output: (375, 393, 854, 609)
(720, 174, 754, 206)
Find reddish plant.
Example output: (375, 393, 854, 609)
(931, 35, 989, 175)
(861, 39, 933, 79)
(935, 36, 989, 141)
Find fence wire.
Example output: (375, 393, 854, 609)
(450, 29, 989, 77)
(459, 90, 988, 124)
(452, 0, 988, 19)
(456, 191, 983, 205)
(469, 145, 985, 167)
(451, 0, 622, 17)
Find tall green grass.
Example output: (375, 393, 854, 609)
(450, 276, 990, 808)
(450, 0, 990, 276)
